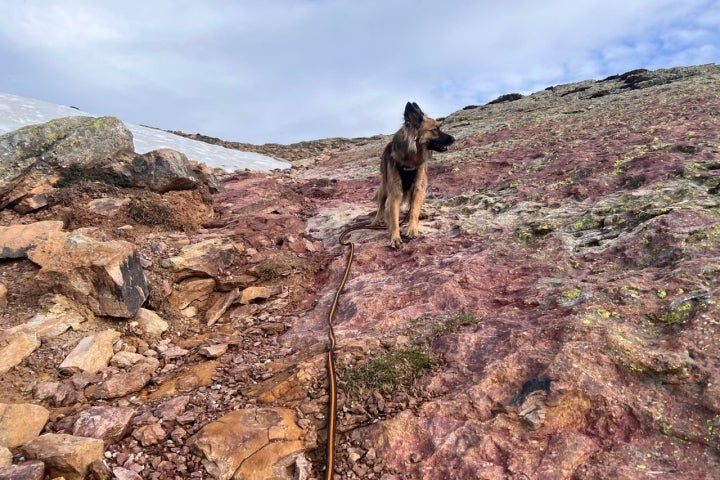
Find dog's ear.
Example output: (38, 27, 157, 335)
(404, 102, 424, 129)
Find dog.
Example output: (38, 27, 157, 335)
(371, 102, 455, 248)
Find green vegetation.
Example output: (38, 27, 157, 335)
(257, 261, 286, 280)
(345, 348, 432, 394)
(343, 313, 482, 396)
(426, 312, 483, 341)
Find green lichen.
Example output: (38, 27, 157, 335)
(621, 285, 641, 299)
(656, 300, 696, 324)
(515, 220, 558, 242)
(628, 362, 645, 373)
(571, 214, 602, 232)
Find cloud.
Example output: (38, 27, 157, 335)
(0, 0, 718, 143)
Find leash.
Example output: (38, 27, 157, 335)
(324, 217, 403, 479)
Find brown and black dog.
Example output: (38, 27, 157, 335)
(371, 102, 455, 248)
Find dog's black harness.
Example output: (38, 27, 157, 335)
(396, 164, 417, 192)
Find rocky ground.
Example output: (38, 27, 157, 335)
(1, 63, 720, 480)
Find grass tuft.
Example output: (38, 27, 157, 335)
(345, 348, 432, 394)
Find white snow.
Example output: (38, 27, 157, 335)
(0, 92, 290, 171)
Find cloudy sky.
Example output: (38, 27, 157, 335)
(1, 1, 718, 144)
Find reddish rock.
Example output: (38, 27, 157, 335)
(86, 357, 160, 400)
(0, 461, 45, 480)
(112, 467, 142, 480)
(153, 396, 190, 421)
(198, 343, 229, 358)
(131, 423, 166, 446)
(71, 406, 135, 443)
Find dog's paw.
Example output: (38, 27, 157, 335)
(404, 228, 418, 239)
(389, 237, 403, 249)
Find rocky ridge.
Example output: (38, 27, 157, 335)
(0, 63, 719, 480)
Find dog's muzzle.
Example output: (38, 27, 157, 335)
(428, 133, 455, 153)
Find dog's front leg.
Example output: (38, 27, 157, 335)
(387, 189, 403, 248)
(405, 165, 427, 239)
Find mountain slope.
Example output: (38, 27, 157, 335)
(0, 63, 718, 479)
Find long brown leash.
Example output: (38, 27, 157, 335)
(324, 218, 403, 479)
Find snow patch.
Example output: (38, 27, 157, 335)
(0, 92, 290, 172)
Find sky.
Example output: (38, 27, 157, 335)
(0, 1, 718, 145)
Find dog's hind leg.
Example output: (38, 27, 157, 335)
(370, 187, 386, 226)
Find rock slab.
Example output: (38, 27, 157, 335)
(20, 433, 104, 480)
(189, 407, 307, 480)
(0, 403, 49, 449)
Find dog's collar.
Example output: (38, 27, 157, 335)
(399, 166, 417, 172)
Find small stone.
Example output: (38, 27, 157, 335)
(59, 330, 122, 375)
(239, 285, 281, 305)
(112, 467, 142, 480)
(132, 423, 166, 446)
(153, 396, 190, 421)
(131, 309, 168, 337)
(198, 343, 228, 359)
(0, 446, 11, 468)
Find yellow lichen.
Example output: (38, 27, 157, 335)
(562, 288, 582, 301)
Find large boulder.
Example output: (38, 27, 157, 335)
(0, 117, 221, 215)
(28, 232, 148, 318)
(103, 148, 224, 194)
(0, 116, 134, 210)
(118, 148, 199, 193)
